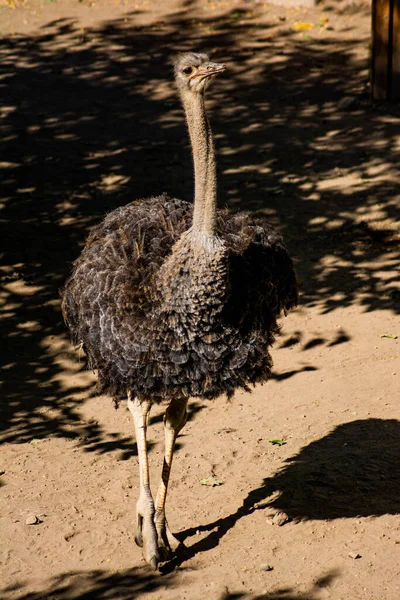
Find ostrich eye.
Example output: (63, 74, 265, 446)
(183, 66, 193, 75)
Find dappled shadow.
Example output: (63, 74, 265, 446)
(170, 418, 400, 567)
(277, 327, 351, 350)
(271, 326, 352, 379)
(1, 2, 399, 447)
(0, 567, 175, 600)
(270, 365, 318, 381)
(219, 569, 339, 599)
(0, 564, 338, 600)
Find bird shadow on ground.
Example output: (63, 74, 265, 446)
(164, 418, 400, 570)
(1, 3, 399, 448)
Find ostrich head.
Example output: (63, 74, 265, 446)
(173, 52, 226, 94)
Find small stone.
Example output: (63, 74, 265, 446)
(25, 514, 40, 525)
(271, 511, 290, 526)
(338, 96, 359, 111)
(63, 530, 76, 542)
(261, 564, 274, 572)
(348, 551, 361, 559)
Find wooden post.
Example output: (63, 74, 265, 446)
(393, 0, 400, 97)
(372, 0, 400, 100)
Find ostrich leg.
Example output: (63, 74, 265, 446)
(154, 396, 188, 560)
(127, 394, 159, 569)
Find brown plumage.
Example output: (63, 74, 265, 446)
(62, 52, 298, 570)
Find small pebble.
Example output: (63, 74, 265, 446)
(25, 514, 40, 525)
(338, 96, 359, 111)
(271, 511, 290, 526)
(348, 551, 361, 559)
(261, 564, 274, 572)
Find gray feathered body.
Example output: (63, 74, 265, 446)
(62, 195, 298, 402)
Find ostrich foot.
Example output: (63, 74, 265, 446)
(135, 506, 160, 569)
(155, 517, 183, 562)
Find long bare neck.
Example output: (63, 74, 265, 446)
(181, 90, 217, 237)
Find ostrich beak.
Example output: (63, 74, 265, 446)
(193, 62, 226, 81)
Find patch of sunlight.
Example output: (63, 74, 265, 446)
(325, 129, 341, 138)
(34, 366, 49, 374)
(44, 298, 63, 308)
(244, 122, 263, 132)
(55, 133, 79, 141)
(17, 321, 41, 331)
(323, 255, 341, 266)
(4, 280, 44, 296)
(59, 216, 79, 226)
(0, 311, 16, 319)
(1, 362, 16, 370)
(0, 301, 20, 311)
(224, 165, 261, 174)
(59, 215, 93, 228)
(317, 173, 374, 192)
(2, 135, 18, 144)
(365, 163, 393, 177)
(88, 148, 126, 159)
(40, 334, 95, 391)
(0, 105, 17, 117)
(147, 86, 172, 102)
(98, 174, 130, 190)
(0, 160, 20, 169)
(220, 144, 254, 156)
(299, 182, 314, 191)
(303, 192, 321, 201)
(309, 216, 328, 225)
(325, 219, 346, 229)
(16, 187, 36, 194)
(55, 199, 75, 211)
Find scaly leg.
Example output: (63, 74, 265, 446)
(127, 394, 159, 570)
(154, 396, 188, 561)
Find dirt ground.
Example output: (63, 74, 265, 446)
(1, 0, 399, 598)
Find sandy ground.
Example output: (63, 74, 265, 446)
(1, 0, 399, 598)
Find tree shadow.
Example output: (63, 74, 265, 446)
(271, 326, 352, 380)
(166, 418, 400, 569)
(0, 564, 338, 600)
(0, 567, 175, 600)
(270, 365, 318, 381)
(277, 328, 351, 351)
(1, 3, 398, 447)
(219, 569, 339, 599)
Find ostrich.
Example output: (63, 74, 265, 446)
(62, 52, 298, 570)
